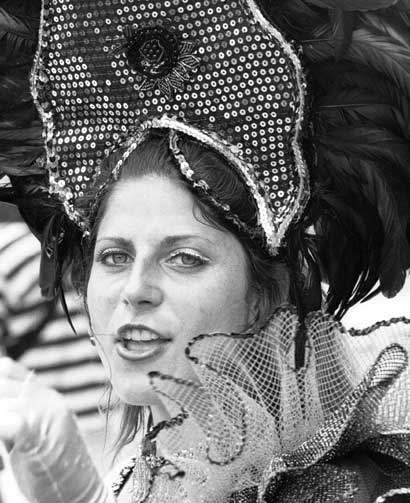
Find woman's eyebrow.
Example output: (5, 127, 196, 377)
(95, 237, 132, 247)
(161, 235, 214, 247)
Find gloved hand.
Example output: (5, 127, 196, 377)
(0, 357, 115, 503)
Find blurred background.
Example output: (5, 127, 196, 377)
(0, 201, 108, 502)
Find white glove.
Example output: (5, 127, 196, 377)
(0, 357, 115, 503)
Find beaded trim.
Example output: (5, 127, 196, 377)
(112, 456, 137, 497)
(168, 130, 263, 240)
(374, 487, 410, 503)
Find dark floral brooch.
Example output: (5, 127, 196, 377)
(110, 24, 200, 99)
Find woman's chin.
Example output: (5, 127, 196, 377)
(112, 380, 160, 407)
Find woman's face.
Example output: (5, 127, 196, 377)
(87, 174, 255, 407)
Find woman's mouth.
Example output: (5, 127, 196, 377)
(115, 326, 172, 361)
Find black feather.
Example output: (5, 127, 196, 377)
(261, 0, 410, 317)
(330, 9, 357, 60)
(0, 4, 39, 61)
(0, 0, 43, 183)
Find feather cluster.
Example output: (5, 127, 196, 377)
(0, 0, 43, 177)
(261, 0, 410, 317)
(0, 0, 81, 299)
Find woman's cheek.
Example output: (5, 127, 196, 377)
(87, 280, 115, 334)
(179, 285, 227, 334)
(89, 267, 122, 306)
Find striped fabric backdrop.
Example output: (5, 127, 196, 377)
(0, 222, 107, 434)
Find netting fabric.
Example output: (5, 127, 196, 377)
(124, 307, 410, 502)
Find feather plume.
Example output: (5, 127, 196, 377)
(329, 9, 357, 60)
(0, 7, 37, 60)
(0, 0, 39, 63)
(261, 0, 410, 317)
(0, 0, 43, 182)
(347, 29, 410, 101)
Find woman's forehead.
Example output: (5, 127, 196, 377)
(97, 176, 233, 249)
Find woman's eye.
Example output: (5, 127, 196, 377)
(168, 252, 207, 268)
(99, 251, 131, 266)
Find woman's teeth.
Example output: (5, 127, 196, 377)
(123, 329, 160, 342)
(123, 340, 154, 351)
(116, 329, 170, 360)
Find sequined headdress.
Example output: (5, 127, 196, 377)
(30, 0, 309, 252)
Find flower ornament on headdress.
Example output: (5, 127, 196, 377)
(110, 24, 201, 99)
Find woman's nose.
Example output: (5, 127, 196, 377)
(120, 263, 163, 309)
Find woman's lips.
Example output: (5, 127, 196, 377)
(115, 324, 172, 362)
(116, 339, 170, 361)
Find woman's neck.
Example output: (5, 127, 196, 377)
(150, 403, 171, 424)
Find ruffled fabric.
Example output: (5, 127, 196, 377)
(114, 307, 410, 503)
